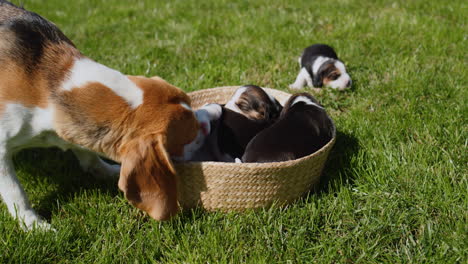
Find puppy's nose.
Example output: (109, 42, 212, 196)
(346, 80, 352, 87)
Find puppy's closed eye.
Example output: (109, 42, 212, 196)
(236, 100, 251, 112)
(329, 72, 340, 80)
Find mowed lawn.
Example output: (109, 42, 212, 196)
(1, 0, 466, 263)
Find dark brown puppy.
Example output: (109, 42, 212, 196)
(213, 108, 271, 161)
(241, 93, 334, 163)
(216, 85, 282, 161)
(189, 85, 283, 162)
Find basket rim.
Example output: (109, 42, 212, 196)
(175, 86, 337, 168)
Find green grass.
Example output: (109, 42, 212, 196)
(1, 0, 467, 262)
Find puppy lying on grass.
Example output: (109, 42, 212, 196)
(290, 44, 351, 90)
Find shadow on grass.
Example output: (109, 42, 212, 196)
(13, 148, 119, 221)
(315, 130, 360, 194)
(9, 130, 359, 222)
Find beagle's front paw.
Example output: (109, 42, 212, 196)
(19, 210, 55, 232)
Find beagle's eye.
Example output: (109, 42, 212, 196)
(329, 73, 340, 80)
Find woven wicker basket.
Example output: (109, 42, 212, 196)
(175, 86, 336, 211)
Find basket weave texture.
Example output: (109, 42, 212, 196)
(175, 86, 336, 211)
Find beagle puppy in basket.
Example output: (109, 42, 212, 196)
(218, 85, 282, 161)
(188, 85, 282, 162)
(241, 93, 334, 163)
(0, 1, 207, 230)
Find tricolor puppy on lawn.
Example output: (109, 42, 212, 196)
(0, 1, 206, 230)
(289, 44, 351, 90)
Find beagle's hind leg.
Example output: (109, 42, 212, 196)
(72, 148, 120, 180)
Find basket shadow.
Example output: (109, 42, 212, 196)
(314, 130, 360, 194)
(12, 148, 119, 221)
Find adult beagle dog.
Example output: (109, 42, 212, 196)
(0, 1, 206, 230)
(289, 44, 351, 90)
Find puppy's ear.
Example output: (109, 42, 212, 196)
(312, 72, 323, 87)
(118, 134, 178, 220)
(267, 99, 283, 121)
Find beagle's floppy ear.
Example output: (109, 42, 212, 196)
(312, 72, 323, 87)
(118, 134, 178, 220)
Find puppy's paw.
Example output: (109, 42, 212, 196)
(310, 87, 322, 93)
(289, 84, 303, 90)
(235, 158, 242, 163)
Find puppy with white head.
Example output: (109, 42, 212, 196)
(225, 85, 282, 122)
(0, 1, 207, 230)
(241, 93, 334, 163)
(289, 44, 351, 90)
(187, 85, 283, 162)
(215, 85, 282, 161)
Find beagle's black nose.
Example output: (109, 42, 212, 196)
(346, 80, 352, 87)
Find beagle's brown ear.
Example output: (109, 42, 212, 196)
(118, 134, 178, 220)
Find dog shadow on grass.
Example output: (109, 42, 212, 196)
(9, 130, 359, 222)
(12, 148, 119, 221)
(313, 130, 360, 194)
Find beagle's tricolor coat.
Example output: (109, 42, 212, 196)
(187, 85, 283, 162)
(0, 1, 204, 230)
(211, 85, 281, 161)
(289, 44, 351, 90)
(224, 85, 282, 122)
